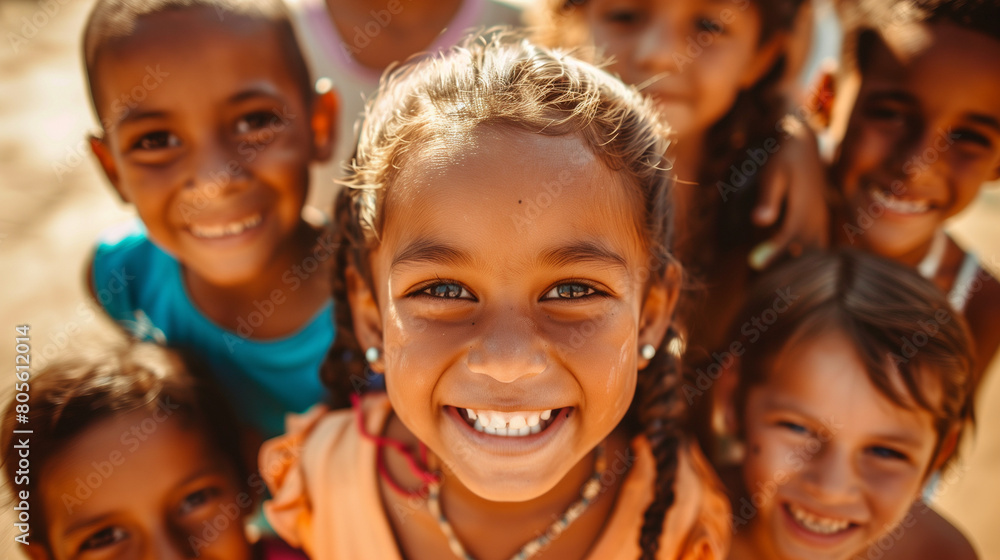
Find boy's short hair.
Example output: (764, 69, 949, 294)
(83, 0, 314, 127)
(842, 0, 1000, 76)
(731, 250, 976, 472)
(0, 341, 249, 549)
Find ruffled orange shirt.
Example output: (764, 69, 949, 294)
(261, 394, 731, 559)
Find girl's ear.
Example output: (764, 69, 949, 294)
(636, 265, 681, 370)
(310, 82, 339, 163)
(346, 262, 384, 371)
(89, 134, 126, 201)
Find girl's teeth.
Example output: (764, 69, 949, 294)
(870, 188, 929, 214)
(788, 503, 851, 535)
(191, 213, 262, 239)
(463, 408, 557, 437)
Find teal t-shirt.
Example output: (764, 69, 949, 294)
(91, 220, 332, 439)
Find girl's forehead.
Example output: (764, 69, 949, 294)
(376, 128, 648, 265)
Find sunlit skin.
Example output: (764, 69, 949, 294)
(831, 23, 1000, 268)
(348, 128, 676, 559)
(581, 0, 778, 178)
(88, 7, 335, 336)
(730, 329, 941, 560)
(35, 411, 251, 560)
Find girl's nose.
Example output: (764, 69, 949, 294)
(801, 444, 861, 504)
(634, 16, 683, 75)
(891, 127, 949, 193)
(465, 308, 547, 383)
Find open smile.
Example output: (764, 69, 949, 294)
(866, 183, 935, 215)
(446, 406, 571, 440)
(782, 502, 861, 545)
(189, 212, 263, 239)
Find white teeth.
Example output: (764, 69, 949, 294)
(463, 408, 557, 437)
(190, 213, 262, 239)
(788, 503, 851, 535)
(870, 188, 930, 214)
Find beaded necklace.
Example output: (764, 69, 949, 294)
(427, 442, 607, 560)
(352, 394, 610, 559)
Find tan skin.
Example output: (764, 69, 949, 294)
(87, 8, 337, 339)
(347, 128, 677, 559)
(325, 0, 464, 72)
(578, 0, 830, 271)
(722, 330, 957, 560)
(28, 411, 251, 560)
(827, 22, 1000, 386)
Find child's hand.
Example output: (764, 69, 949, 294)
(748, 117, 830, 270)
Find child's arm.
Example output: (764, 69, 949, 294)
(963, 270, 1000, 387)
(748, 117, 831, 270)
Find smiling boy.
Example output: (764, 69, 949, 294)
(827, 0, 1000, 386)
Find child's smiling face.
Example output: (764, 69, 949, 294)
(352, 128, 675, 502)
(832, 23, 1000, 264)
(40, 410, 251, 560)
(90, 8, 332, 286)
(582, 0, 776, 140)
(739, 329, 940, 560)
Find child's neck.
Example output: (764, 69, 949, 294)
(668, 133, 706, 263)
(183, 220, 331, 339)
(381, 414, 630, 560)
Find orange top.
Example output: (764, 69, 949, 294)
(261, 394, 731, 560)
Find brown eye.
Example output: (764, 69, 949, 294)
(79, 526, 127, 552)
(133, 131, 180, 151)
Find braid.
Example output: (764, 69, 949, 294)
(633, 326, 686, 560)
(320, 186, 371, 409)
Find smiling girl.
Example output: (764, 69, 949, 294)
(260, 33, 731, 559)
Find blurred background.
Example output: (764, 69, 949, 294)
(1, 0, 998, 557)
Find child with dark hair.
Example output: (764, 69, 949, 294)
(83, 0, 339, 440)
(826, 0, 1000, 386)
(716, 250, 978, 560)
(1, 341, 299, 559)
(260, 32, 731, 560)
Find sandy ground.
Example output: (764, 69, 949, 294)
(1, 0, 998, 557)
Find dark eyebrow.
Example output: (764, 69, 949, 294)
(227, 88, 287, 105)
(964, 113, 1000, 135)
(540, 242, 628, 270)
(392, 239, 474, 271)
(117, 109, 170, 128)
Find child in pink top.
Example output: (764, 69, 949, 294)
(261, 32, 732, 559)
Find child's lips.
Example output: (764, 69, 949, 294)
(781, 501, 862, 545)
(443, 405, 572, 451)
(187, 212, 264, 240)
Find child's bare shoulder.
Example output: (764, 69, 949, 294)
(873, 503, 978, 560)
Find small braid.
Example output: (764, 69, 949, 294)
(321, 186, 371, 409)
(632, 326, 686, 560)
